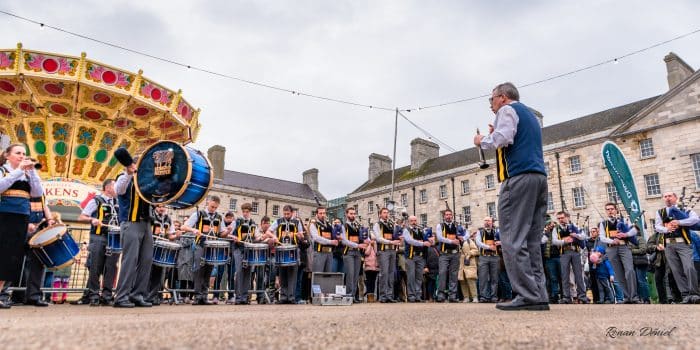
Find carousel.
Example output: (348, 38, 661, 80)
(0, 43, 202, 220)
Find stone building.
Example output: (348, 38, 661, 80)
(170, 145, 326, 223)
(347, 52, 700, 234)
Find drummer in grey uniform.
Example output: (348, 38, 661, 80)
(78, 179, 120, 306)
(372, 208, 401, 303)
(229, 203, 262, 305)
(339, 207, 369, 302)
(146, 204, 176, 305)
(267, 205, 305, 304)
(181, 195, 228, 305)
(310, 207, 338, 273)
(403, 215, 431, 303)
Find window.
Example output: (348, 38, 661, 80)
(693, 154, 700, 188)
(606, 182, 620, 203)
(569, 156, 581, 173)
(640, 138, 655, 158)
(461, 180, 470, 194)
(486, 202, 497, 220)
(547, 192, 554, 212)
(229, 198, 237, 211)
(485, 175, 495, 190)
(420, 214, 428, 227)
(400, 193, 408, 207)
(368, 201, 374, 214)
(419, 189, 427, 203)
(439, 185, 448, 199)
(383, 197, 389, 208)
(251, 202, 259, 214)
(462, 206, 471, 224)
(272, 205, 280, 217)
(572, 187, 585, 208)
(644, 174, 661, 196)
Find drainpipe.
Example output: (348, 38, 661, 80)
(412, 187, 416, 216)
(450, 177, 456, 213)
(555, 152, 566, 210)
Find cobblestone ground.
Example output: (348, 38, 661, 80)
(0, 303, 697, 349)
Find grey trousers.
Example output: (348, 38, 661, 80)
(233, 248, 252, 302)
(559, 250, 586, 300)
(147, 264, 171, 302)
(478, 255, 500, 300)
(377, 249, 397, 301)
(192, 245, 214, 300)
(665, 242, 699, 296)
(405, 255, 425, 301)
(342, 250, 361, 298)
(607, 245, 638, 301)
(438, 252, 460, 299)
(87, 234, 120, 301)
(498, 173, 549, 304)
(312, 251, 333, 273)
(279, 265, 298, 302)
(115, 221, 153, 303)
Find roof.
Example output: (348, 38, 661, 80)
(350, 96, 659, 194)
(221, 170, 324, 202)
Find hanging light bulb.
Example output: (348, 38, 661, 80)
(39, 23, 45, 31)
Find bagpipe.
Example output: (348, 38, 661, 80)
(667, 187, 700, 230)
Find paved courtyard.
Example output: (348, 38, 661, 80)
(0, 303, 696, 349)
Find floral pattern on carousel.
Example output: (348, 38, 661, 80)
(52, 123, 71, 173)
(0, 51, 15, 70)
(85, 63, 132, 89)
(24, 53, 77, 75)
(99, 139, 130, 182)
(140, 82, 171, 105)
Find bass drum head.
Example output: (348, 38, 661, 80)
(134, 141, 191, 206)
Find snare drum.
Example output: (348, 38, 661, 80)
(203, 240, 230, 266)
(243, 243, 268, 266)
(134, 140, 213, 209)
(106, 228, 122, 254)
(275, 244, 298, 266)
(153, 240, 181, 267)
(28, 225, 79, 269)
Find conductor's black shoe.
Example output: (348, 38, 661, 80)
(113, 301, 135, 308)
(26, 299, 49, 307)
(496, 300, 550, 311)
(194, 298, 213, 305)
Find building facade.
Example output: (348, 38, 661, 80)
(347, 52, 700, 235)
(170, 145, 326, 223)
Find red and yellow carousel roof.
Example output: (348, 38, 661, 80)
(0, 43, 201, 186)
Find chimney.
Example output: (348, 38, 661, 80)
(302, 168, 319, 192)
(664, 52, 694, 90)
(410, 138, 439, 170)
(368, 153, 392, 182)
(530, 108, 544, 128)
(207, 145, 226, 181)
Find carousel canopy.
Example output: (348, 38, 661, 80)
(0, 43, 201, 186)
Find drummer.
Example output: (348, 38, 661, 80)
(78, 179, 121, 306)
(181, 195, 228, 305)
(266, 205, 305, 304)
(0, 144, 44, 309)
(229, 203, 262, 305)
(174, 220, 196, 304)
(146, 204, 176, 306)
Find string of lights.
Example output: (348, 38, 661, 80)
(397, 110, 457, 152)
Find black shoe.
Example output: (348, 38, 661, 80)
(70, 298, 90, 305)
(234, 301, 249, 305)
(448, 298, 459, 303)
(113, 301, 135, 308)
(496, 300, 550, 311)
(436, 298, 446, 303)
(578, 297, 590, 304)
(100, 298, 113, 306)
(0, 300, 12, 309)
(130, 298, 152, 307)
(194, 298, 213, 305)
(89, 299, 100, 307)
(558, 298, 572, 304)
(26, 299, 49, 307)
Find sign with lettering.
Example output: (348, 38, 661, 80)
(42, 178, 101, 208)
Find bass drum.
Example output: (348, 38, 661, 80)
(134, 140, 213, 209)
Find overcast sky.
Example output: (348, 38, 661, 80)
(3, 1, 700, 199)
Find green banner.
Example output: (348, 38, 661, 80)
(601, 141, 645, 237)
